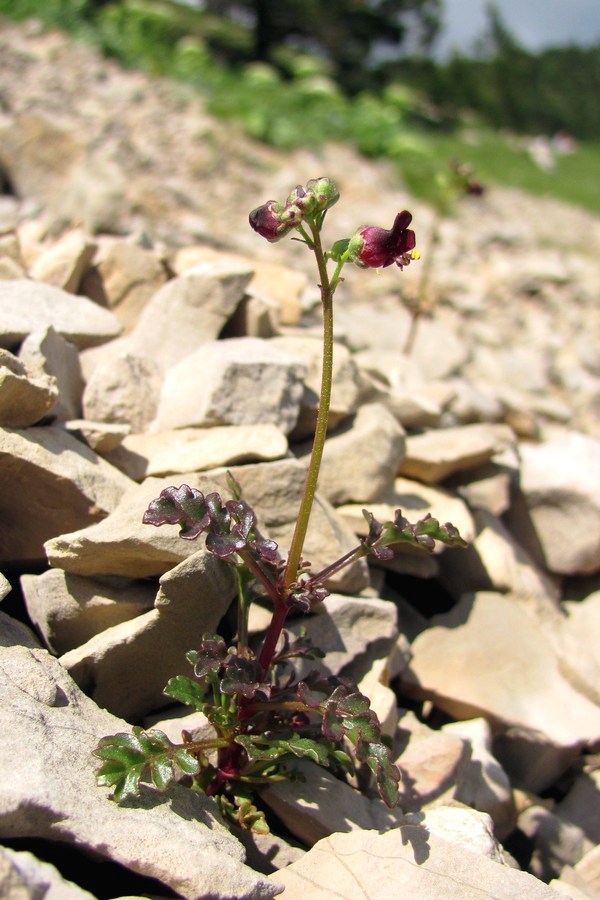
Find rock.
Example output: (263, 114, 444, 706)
(409, 805, 507, 863)
(19, 326, 84, 423)
(104, 423, 288, 480)
(0, 609, 42, 649)
(260, 760, 403, 846)
(0, 846, 96, 899)
(555, 769, 600, 849)
(20, 568, 156, 655)
(439, 509, 562, 614)
(151, 337, 305, 435)
(0, 279, 121, 350)
(0, 572, 10, 601)
(0, 637, 276, 899)
(82, 352, 161, 433)
(270, 335, 362, 438)
(570, 844, 600, 896)
(394, 711, 471, 811)
(60, 548, 236, 719)
(126, 263, 252, 372)
(28, 229, 97, 293)
(442, 717, 516, 839)
(518, 804, 588, 881)
(282, 593, 398, 685)
(81, 236, 168, 329)
(0, 425, 133, 564)
(267, 825, 563, 899)
(515, 429, 600, 575)
(295, 403, 406, 505)
(64, 418, 131, 453)
(401, 592, 600, 792)
(447, 459, 514, 516)
(0, 348, 58, 426)
(174, 246, 306, 326)
(399, 423, 516, 484)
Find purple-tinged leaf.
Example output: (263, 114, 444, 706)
(142, 484, 210, 540)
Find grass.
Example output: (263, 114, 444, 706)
(407, 128, 600, 216)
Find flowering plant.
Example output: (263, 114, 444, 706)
(95, 178, 465, 834)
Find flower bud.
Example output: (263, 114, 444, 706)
(249, 200, 292, 242)
(305, 177, 339, 212)
(348, 210, 416, 269)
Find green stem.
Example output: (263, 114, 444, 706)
(283, 221, 335, 591)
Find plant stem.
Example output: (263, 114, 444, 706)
(283, 221, 335, 590)
(257, 599, 289, 673)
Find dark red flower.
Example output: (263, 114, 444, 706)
(248, 200, 291, 242)
(349, 211, 416, 269)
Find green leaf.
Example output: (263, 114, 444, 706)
(164, 675, 208, 711)
(360, 742, 401, 808)
(234, 735, 289, 763)
(173, 747, 201, 775)
(286, 736, 329, 766)
(94, 726, 196, 801)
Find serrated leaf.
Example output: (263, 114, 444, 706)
(234, 735, 288, 762)
(142, 484, 210, 540)
(95, 727, 182, 802)
(360, 742, 401, 808)
(164, 675, 208, 711)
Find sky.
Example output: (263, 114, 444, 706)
(433, 0, 600, 57)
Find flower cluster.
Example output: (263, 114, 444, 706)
(249, 176, 339, 242)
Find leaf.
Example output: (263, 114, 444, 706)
(286, 736, 329, 766)
(234, 735, 289, 763)
(94, 727, 199, 802)
(164, 675, 208, 711)
(142, 484, 210, 540)
(360, 742, 401, 808)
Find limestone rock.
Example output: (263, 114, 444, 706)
(401, 592, 600, 792)
(260, 760, 404, 846)
(143, 706, 216, 745)
(19, 326, 84, 423)
(126, 263, 252, 372)
(519, 804, 588, 881)
(151, 337, 305, 435)
(516, 429, 600, 575)
(0, 348, 58, 426)
(0, 638, 276, 899)
(410, 805, 507, 864)
(399, 423, 516, 484)
(0, 425, 133, 564)
(28, 229, 97, 293)
(268, 825, 563, 899)
(82, 352, 161, 433)
(283, 593, 398, 685)
(0, 846, 96, 900)
(560, 592, 600, 706)
(394, 711, 471, 811)
(81, 236, 168, 329)
(20, 568, 156, 655)
(296, 403, 406, 505)
(105, 423, 289, 480)
(64, 418, 131, 453)
(555, 769, 600, 849)
(0, 572, 10, 601)
(0, 279, 121, 350)
(442, 717, 516, 839)
(60, 548, 236, 719)
(270, 335, 362, 438)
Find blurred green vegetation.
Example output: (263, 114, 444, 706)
(1, 0, 599, 215)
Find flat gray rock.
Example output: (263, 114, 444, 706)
(0, 425, 133, 564)
(0, 279, 121, 350)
